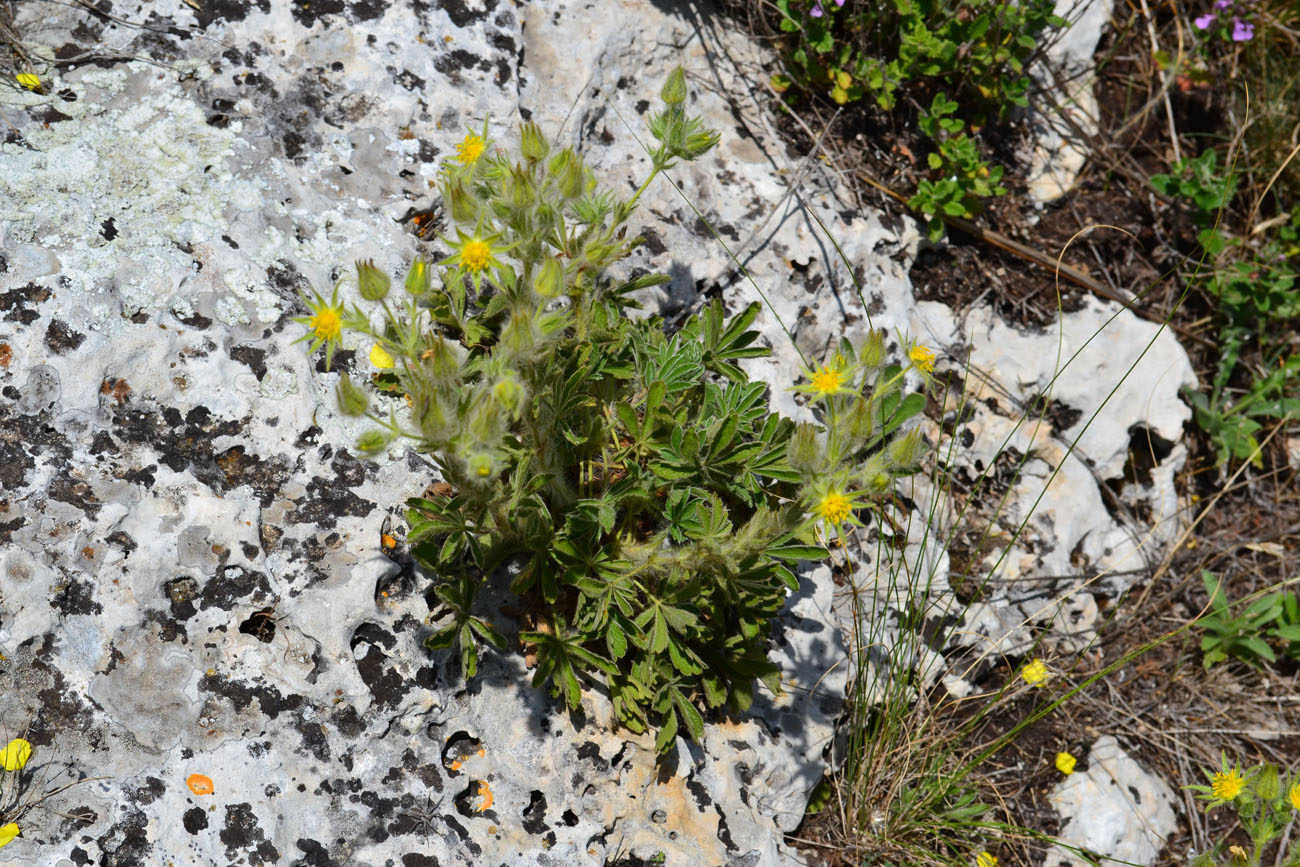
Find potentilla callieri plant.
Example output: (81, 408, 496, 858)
(296, 68, 931, 752)
(1187, 753, 1300, 866)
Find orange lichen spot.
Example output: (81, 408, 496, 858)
(381, 533, 398, 553)
(0, 344, 11, 368)
(100, 377, 132, 404)
(450, 760, 462, 771)
(475, 780, 493, 811)
(81, 546, 95, 559)
(476, 748, 485, 757)
(186, 774, 214, 796)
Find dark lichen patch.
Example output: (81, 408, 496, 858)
(0, 515, 26, 544)
(352, 633, 413, 709)
(434, 49, 491, 85)
(0, 428, 36, 491)
(215, 445, 291, 506)
(191, 0, 268, 31)
(183, 806, 208, 833)
(0, 283, 52, 324)
(45, 319, 86, 354)
(198, 565, 273, 611)
(348, 0, 389, 21)
(52, 575, 103, 617)
(95, 804, 152, 866)
(402, 854, 441, 867)
(111, 402, 273, 499)
(293, 709, 331, 762)
(440, 0, 497, 27)
(229, 343, 269, 380)
(288, 0, 344, 28)
(48, 471, 102, 518)
(441, 813, 481, 856)
(24, 635, 98, 746)
(142, 607, 188, 643)
(285, 456, 376, 528)
(129, 776, 166, 805)
(220, 802, 280, 865)
(199, 670, 304, 719)
(296, 838, 342, 866)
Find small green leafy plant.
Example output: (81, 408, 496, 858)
(770, 0, 1062, 235)
(296, 69, 933, 752)
(1187, 753, 1300, 867)
(1197, 571, 1300, 669)
(1152, 155, 1300, 467)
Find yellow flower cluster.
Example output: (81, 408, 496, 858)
(1210, 767, 1245, 801)
(456, 133, 486, 165)
(816, 491, 852, 525)
(1020, 658, 1049, 687)
(461, 239, 493, 273)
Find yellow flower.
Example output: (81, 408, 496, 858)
(0, 823, 18, 847)
(16, 73, 41, 92)
(309, 306, 342, 343)
(816, 490, 852, 525)
(1055, 751, 1077, 775)
(1289, 780, 1300, 811)
(369, 344, 395, 369)
(975, 852, 998, 867)
(455, 133, 485, 165)
(909, 343, 936, 373)
(0, 738, 31, 772)
(461, 239, 492, 273)
(1210, 767, 1245, 801)
(1021, 658, 1049, 687)
(809, 365, 844, 397)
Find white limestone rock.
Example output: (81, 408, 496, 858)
(1047, 735, 1179, 867)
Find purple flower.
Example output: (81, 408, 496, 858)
(1231, 17, 1254, 40)
(1212, 0, 1231, 9)
(809, 2, 824, 16)
(834, 0, 846, 5)
(1194, 12, 1215, 28)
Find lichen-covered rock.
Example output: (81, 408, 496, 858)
(0, 0, 1192, 863)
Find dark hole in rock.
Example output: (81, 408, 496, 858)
(521, 790, 547, 835)
(561, 809, 578, 826)
(238, 607, 277, 643)
(452, 779, 492, 817)
(440, 731, 481, 775)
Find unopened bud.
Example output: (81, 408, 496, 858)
(886, 428, 925, 469)
(492, 375, 526, 416)
(661, 67, 687, 106)
(533, 256, 564, 298)
(860, 330, 886, 370)
(520, 121, 550, 162)
(336, 373, 370, 417)
(356, 429, 392, 454)
(404, 258, 430, 296)
(1255, 764, 1280, 801)
(445, 179, 478, 225)
(356, 260, 390, 302)
(787, 423, 822, 475)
